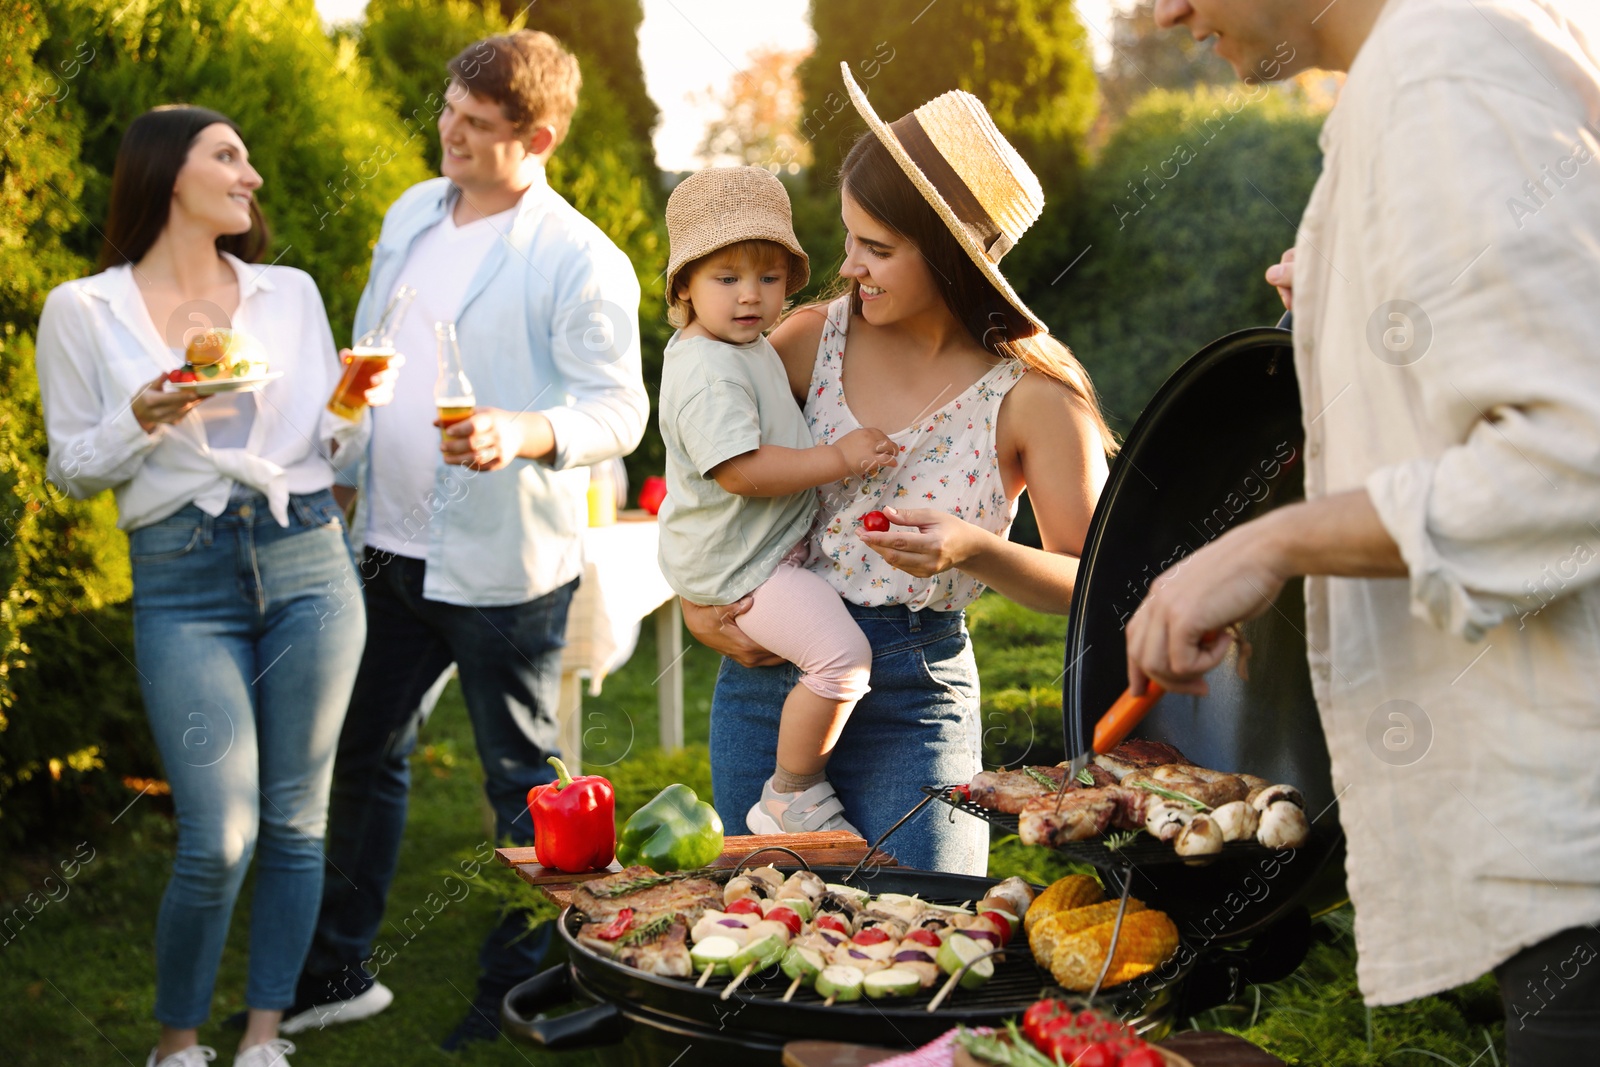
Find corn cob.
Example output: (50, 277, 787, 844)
(1022, 875, 1104, 934)
(1027, 897, 1146, 964)
(1048, 910, 1179, 992)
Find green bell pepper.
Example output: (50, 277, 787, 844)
(615, 784, 725, 872)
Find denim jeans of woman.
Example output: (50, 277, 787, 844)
(710, 602, 989, 874)
(131, 489, 365, 1028)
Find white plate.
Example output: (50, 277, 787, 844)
(170, 371, 283, 396)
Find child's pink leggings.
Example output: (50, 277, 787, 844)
(737, 558, 871, 701)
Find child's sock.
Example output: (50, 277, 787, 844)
(770, 766, 826, 794)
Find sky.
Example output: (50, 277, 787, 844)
(313, 0, 1119, 172)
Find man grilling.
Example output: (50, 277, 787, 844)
(1131, 0, 1600, 1060)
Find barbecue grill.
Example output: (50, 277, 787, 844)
(503, 863, 1191, 1066)
(503, 317, 1345, 1062)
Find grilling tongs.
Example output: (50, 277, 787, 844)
(1062, 627, 1230, 789)
(1063, 682, 1167, 785)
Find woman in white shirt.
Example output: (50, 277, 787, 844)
(35, 106, 390, 1067)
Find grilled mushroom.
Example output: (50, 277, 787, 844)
(1211, 800, 1259, 843)
(1250, 784, 1304, 813)
(1144, 801, 1194, 844)
(1257, 800, 1310, 849)
(1174, 813, 1224, 858)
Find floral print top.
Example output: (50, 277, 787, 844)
(802, 295, 1028, 611)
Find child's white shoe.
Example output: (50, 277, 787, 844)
(746, 778, 861, 835)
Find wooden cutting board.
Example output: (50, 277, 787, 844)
(496, 831, 897, 906)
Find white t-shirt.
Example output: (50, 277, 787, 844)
(365, 204, 517, 556)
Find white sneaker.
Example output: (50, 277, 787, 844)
(279, 979, 393, 1034)
(145, 1047, 217, 1067)
(233, 1039, 294, 1067)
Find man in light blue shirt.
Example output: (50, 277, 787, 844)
(284, 30, 647, 1050)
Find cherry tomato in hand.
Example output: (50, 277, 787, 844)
(861, 510, 890, 533)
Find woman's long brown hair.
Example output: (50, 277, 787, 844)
(824, 131, 1117, 454)
(97, 105, 269, 271)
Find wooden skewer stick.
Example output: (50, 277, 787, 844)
(720, 962, 756, 1001)
(695, 963, 716, 989)
(782, 975, 803, 1003)
(822, 993, 838, 1008)
(926, 968, 963, 1013)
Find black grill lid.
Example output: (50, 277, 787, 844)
(1061, 324, 1345, 942)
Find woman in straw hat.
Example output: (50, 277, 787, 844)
(683, 67, 1116, 872)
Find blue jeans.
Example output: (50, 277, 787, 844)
(131, 490, 365, 1029)
(710, 602, 989, 874)
(299, 551, 574, 1009)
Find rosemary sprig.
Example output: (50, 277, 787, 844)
(953, 1022, 1058, 1066)
(1076, 766, 1095, 786)
(1024, 766, 1059, 790)
(614, 913, 674, 947)
(1134, 780, 1211, 811)
(587, 871, 695, 898)
(1105, 829, 1144, 852)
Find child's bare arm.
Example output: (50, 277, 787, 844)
(711, 427, 896, 497)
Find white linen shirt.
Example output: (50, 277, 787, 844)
(35, 254, 367, 530)
(343, 172, 648, 607)
(1293, 0, 1600, 1005)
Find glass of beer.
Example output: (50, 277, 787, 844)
(327, 285, 416, 420)
(433, 321, 476, 444)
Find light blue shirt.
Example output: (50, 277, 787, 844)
(346, 172, 648, 606)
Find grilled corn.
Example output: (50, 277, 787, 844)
(1027, 897, 1147, 964)
(1048, 910, 1180, 991)
(1022, 874, 1104, 934)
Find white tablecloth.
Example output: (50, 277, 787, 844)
(561, 518, 674, 693)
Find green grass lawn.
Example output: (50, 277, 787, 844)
(0, 597, 1506, 1064)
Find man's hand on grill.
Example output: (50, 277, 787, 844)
(1125, 519, 1290, 696)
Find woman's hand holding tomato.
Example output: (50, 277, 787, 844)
(857, 505, 982, 578)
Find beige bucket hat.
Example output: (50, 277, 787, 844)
(665, 166, 810, 301)
(840, 62, 1047, 333)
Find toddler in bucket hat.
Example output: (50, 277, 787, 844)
(658, 166, 899, 839)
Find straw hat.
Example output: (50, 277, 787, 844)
(665, 166, 810, 301)
(840, 63, 1046, 333)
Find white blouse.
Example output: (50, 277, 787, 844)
(35, 254, 368, 530)
(1293, 0, 1600, 1006)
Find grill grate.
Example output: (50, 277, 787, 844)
(562, 906, 1055, 1013)
(923, 785, 1307, 870)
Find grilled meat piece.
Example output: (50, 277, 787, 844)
(1123, 765, 1249, 808)
(969, 764, 1118, 813)
(1019, 791, 1118, 846)
(1017, 786, 1152, 847)
(569, 866, 725, 924)
(1092, 740, 1193, 780)
(578, 918, 692, 977)
(970, 767, 1067, 812)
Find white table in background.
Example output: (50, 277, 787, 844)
(557, 515, 683, 773)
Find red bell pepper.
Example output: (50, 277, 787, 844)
(526, 756, 616, 873)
